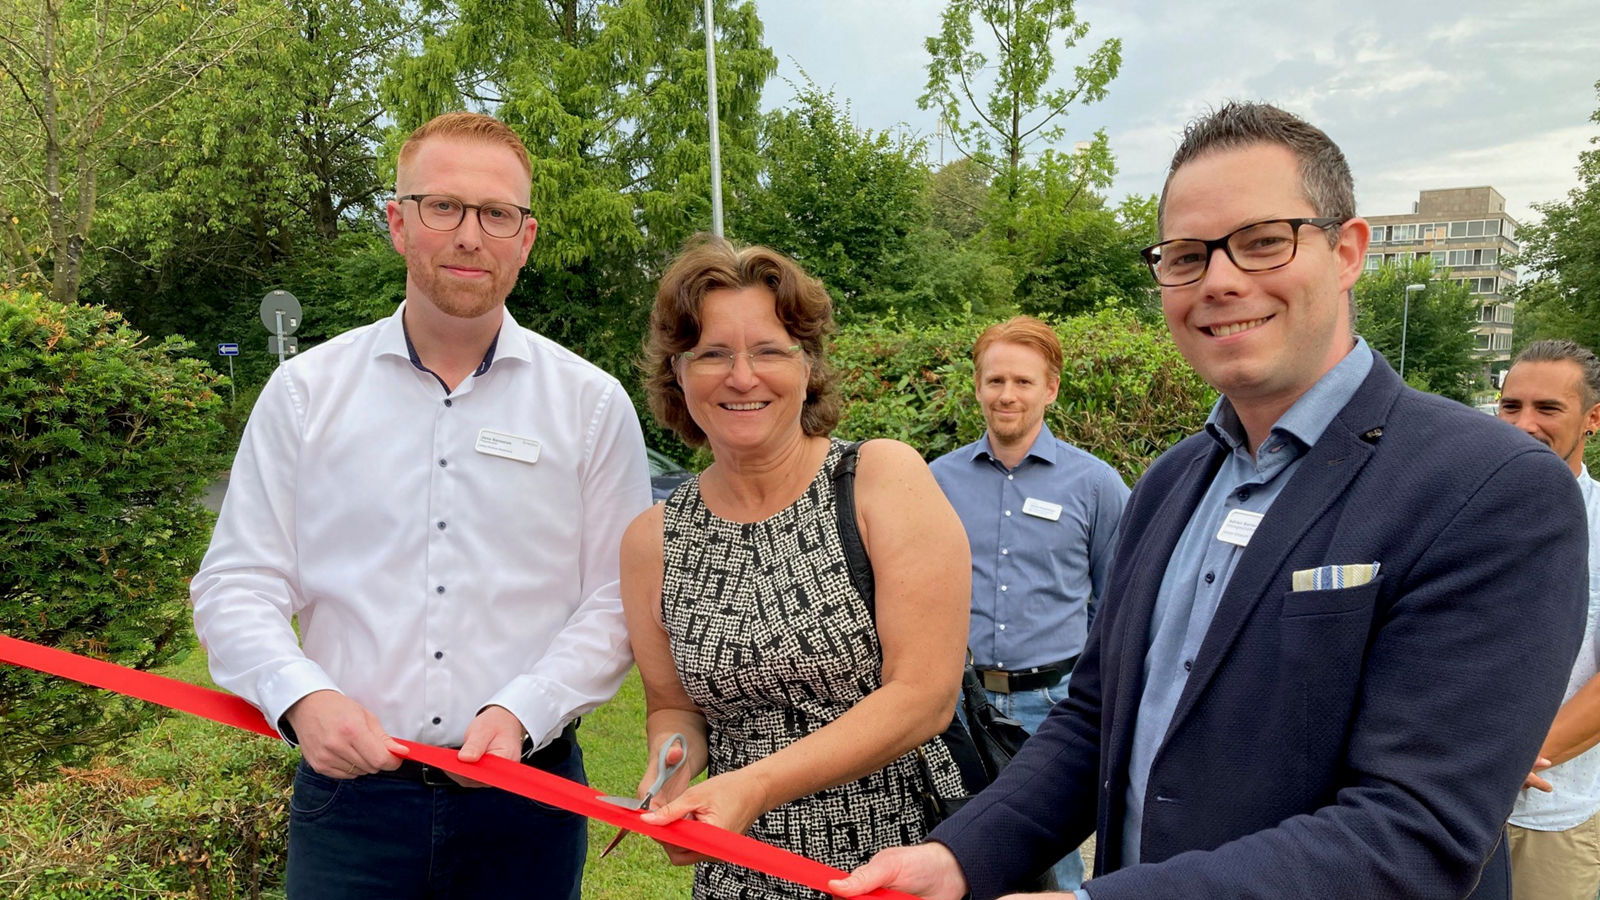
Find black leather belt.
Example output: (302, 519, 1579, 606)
(374, 720, 579, 787)
(975, 656, 1079, 694)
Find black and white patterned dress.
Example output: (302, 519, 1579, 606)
(661, 438, 967, 900)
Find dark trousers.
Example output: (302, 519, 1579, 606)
(285, 739, 586, 899)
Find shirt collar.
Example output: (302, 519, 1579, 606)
(974, 423, 1059, 466)
(374, 302, 530, 374)
(1205, 337, 1375, 454)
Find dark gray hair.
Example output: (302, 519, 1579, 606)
(1158, 101, 1355, 248)
(1513, 339, 1600, 409)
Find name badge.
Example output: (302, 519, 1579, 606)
(1216, 508, 1263, 547)
(1022, 497, 1063, 521)
(475, 428, 541, 465)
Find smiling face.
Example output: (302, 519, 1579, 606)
(386, 136, 537, 321)
(976, 340, 1059, 450)
(1159, 143, 1367, 423)
(1498, 359, 1600, 476)
(677, 285, 811, 455)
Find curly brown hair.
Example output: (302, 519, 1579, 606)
(643, 235, 840, 447)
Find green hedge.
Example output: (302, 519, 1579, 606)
(0, 709, 295, 899)
(0, 291, 227, 789)
(831, 308, 1215, 480)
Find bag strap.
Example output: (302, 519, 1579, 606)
(833, 440, 876, 617)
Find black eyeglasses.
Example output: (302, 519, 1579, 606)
(398, 194, 532, 239)
(1140, 217, 1347, 286)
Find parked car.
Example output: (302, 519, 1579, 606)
(646, 447, 692, 503)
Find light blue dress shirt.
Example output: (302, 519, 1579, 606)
(931, 426, 1130, 670)
(1112, 338, 1374, 874)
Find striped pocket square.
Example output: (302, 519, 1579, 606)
(1292, 562, 1381, 592)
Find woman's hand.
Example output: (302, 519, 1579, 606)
(640, 768, 773, 866)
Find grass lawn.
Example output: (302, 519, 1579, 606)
(157, 648, 692, 898)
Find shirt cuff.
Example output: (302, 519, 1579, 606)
(483, 676, 570, 750)
(258, 658, 341, 742)
(1076, 885, 1092, 900)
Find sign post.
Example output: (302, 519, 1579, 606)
(258, 290, 302, 366)
(216, 343, 239, 404)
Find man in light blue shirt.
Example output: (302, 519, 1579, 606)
(1499, 340, 1600, 900)
(930, 315, 1129, 892)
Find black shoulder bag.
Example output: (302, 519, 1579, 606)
(833, 442, 1032, 814)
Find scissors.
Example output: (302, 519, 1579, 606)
(598, 732, 687, 858)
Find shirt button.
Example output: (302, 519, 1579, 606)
(1204, 571, 1215, 584)
(436, 585, 445, 594)
(1237, 487, 1250, 501)
(1001, 548, 1009, 556)
(434, 651, 444, 660)
(1007, 474, 1014, 481)
(999, 623, 1007, 631)
(443, 398, 453, 408)
(437, 520, 447, 530)
(1004, 510, 1012, 517)
(1000, 585, 1008, 592)
(439, 458, 448, 468)
(432, 716, 442, 725)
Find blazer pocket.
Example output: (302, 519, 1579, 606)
(1280, 577, 1383, 618)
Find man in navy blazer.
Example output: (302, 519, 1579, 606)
(834, 102, 1588, 900)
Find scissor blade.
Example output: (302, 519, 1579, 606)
(599, 826, 629, 858)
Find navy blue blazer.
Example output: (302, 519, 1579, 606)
(932, 356, 1589, 900)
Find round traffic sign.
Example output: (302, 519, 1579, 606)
(260, 290, 302, 334)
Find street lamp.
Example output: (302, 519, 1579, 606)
(1400, 283, 1426, 379)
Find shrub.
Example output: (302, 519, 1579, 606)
(0, 711, 295, 899)
(831, 308, 1215, 480)
(0, 291, 228, 789)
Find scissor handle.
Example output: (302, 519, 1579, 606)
(641, 732, 688, 805)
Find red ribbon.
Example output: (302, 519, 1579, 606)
(0, 633, 915, 899)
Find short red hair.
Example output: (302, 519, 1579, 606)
(973, 316, 1063, 381)
(396, 112, 532, 186)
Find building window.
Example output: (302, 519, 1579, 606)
(1422, 223, 1447, 240)
(1484, 219, 1501, 236)
(1481, 305, 1495, 322)
(1493, 332, 1512, 351)
(1365, 254, 1383, 270)
(1498, 305, 1514, 324)
(1504, 221, 1517, 242)
(1431, 250, 1447, 266)
(1450, 221, 1469, 238)
(1448, 250, 1474, 267)
(1467, 220, 1486, 237)
(1370, 225, 1387, 243)
(1479, 247, 1498, 266)
(1390, 224, 1416, 242)
(1476, 333, 1493, 350)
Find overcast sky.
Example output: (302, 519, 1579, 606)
(749, 0, 1600, 225)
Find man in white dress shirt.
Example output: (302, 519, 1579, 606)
(191, 112, 651, 899)
(1499, 339, 1600, 900)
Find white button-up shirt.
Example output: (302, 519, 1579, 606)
(192, 304, 651, 749)
(1510, 465, 1600, 831)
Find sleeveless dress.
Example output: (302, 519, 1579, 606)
(660, 438, 968, 900)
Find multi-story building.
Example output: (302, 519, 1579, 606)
(1365, 186, 1520, 382)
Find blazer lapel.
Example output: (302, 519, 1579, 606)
(1107, 440, 1224, 773)
(1162, 359, 1403, 740)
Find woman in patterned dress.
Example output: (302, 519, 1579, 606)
(619, 236, 974, 899)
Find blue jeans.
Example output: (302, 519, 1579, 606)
(987, 682, 1087, 891)
(286, 740, 587, 899)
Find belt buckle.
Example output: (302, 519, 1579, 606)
(420, 765, 455, 788)
(981, 669, 1010, 693)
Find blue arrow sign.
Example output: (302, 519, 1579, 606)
(218, 343, 240, 356)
